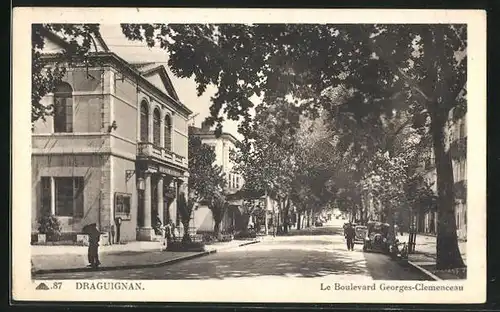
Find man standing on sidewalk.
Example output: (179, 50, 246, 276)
(345, 222, 355, 251)
(85, 223, 101, 268)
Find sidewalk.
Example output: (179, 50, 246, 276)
(32, 239, 260, 275)
(397, 233, 467, 280)
(397, 232, 467, 265)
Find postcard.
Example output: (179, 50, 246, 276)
(12, 7, 486, 304)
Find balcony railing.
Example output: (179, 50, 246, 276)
(137, 142, 187, 167)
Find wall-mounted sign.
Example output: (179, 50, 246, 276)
(146, 164, 183, 177)
(158, 165, 182, 177)
(147, 165, 158, 173)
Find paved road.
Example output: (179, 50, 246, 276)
(37, 223, 430, 281)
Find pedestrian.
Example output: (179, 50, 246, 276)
(85, 223, 101, 268)
(165, 221, 172, 241)
(345, 222, 355, 251)
(170, 220, 177, 240)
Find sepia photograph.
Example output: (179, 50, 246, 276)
(12, 8, 486, 303)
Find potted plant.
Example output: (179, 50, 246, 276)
(37, 214, 62, 243)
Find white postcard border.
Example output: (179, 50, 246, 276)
(12, 8, 487, 303)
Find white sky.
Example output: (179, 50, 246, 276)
(99, 24, 248, 140)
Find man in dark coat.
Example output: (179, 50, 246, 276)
(83, 223, 101, 268)
(344, 222, 356, 251)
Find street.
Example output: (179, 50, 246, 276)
(37, 222, 430, 281)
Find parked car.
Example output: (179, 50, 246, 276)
(362, 221, 391, 253)
(354, 225, 368, 244)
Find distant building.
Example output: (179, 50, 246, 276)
(31, 27, 192, 243)
(189, 123, 244, 233)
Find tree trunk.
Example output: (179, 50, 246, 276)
(386, 200, 396, 243)
(359, 203, 365, 224)
(297, 212, 302, 230)
(431, 109, 465, 269)
(351, 204, 357, 223)
(283, 199, 290, 233)
(306, 209, 311, 228)
(214, 221, 222, 240)
(264, 211, 269, 235)
(182, 220, 191, 242)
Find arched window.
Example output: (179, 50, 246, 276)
(140, 101, 149, 142)
(153, 108, 161, 146)
(164, 115, 172, 151)
(53, 82, 73, 133)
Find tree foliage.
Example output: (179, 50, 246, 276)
(32, 24, 102, 123)
(188, 135, 228, 237)
(34, 23, 467, 269)
(188, 135, 226, 202)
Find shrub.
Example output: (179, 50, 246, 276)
(234, 230, 256, 240)
(219, 234, 234, 242)
(166, 241, 206, 252)
(37, 214, 62, 242)
(202, 233, 217, 244)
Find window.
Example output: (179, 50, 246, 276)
(140, 101, 149, 142)
(153, 108, 161, 146)
(236, 176, 240, 189)
(115, 192, 132, 218)
(53, 82, 73, 133)
(164, 115, 172, 151)
(228, 173, 232, 189)
(53, 177, 84, 217)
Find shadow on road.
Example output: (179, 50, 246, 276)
(165, 248, 371, 279)
(35, 226, 431, 281)
(282, 226, 344, 237)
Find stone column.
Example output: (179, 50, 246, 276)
(137, 171, 154, 241)
(144, 172, 152, 228)
(157, 176, 164, 226)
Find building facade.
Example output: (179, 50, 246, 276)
(418, 108, 467, 240)
(31, 28, 192, 242)
(189, 124, 244, 233)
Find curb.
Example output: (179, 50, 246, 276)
(406, 260, 442, 281)
(32, 240, 260, 276)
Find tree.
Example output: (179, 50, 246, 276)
(232, 100, 301, 233)
(188, 135, 227, 238)
(188, 136, 226, 202)
(32, 24, 102, 123)
(209, 193, 228, 239)
(176, 193, 194, 242)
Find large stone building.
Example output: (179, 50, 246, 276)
(189, 124, 244, 232)
(31, 27, 192, 242)
(418, 109, 467, 240)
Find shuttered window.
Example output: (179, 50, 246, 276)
(164, 115, 172, 151)
(140, 101, 149, 142)
(153, 108, 161, 146)
(53, 83, 73, 133)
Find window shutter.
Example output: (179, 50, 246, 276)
(41, 177, 51, 215)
